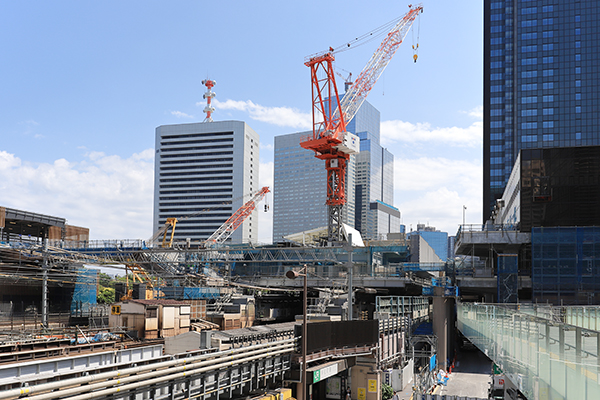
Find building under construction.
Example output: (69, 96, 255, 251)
(0, 206, 90, 320)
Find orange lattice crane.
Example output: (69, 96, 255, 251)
(300, 4, 423, 243)
(202, 186, 270, 248)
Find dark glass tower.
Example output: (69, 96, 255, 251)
(483, 0, 600, 220)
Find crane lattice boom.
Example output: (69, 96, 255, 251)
(203, 186, 270, 247)
(336, 5, 423, 125)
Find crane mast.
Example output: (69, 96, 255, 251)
(301, 4, 423, 244)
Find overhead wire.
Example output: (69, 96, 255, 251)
(330, 15, 404, 55)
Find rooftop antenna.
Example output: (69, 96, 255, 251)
(202, 79, 216, 122)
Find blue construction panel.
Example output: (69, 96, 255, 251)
(183, 287, 220, 299)
(432, 277, 451, 287)
(70, 268, 98, 314)
(532, 226, 600, 303)
(422, 287, 434, 296)
(413, 322, 433, 335)
(160, 286, 184, 299)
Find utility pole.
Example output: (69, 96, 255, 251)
(42, 230, 49, 329)
(347, 234, 353, 321)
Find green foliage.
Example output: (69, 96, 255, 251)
(381, 383, 393, 400)
(98, 272, 115, 288)
(97, 287, 115, 304)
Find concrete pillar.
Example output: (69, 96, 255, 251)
(296, 381, 305, 400)
(432, 287, 453, 370)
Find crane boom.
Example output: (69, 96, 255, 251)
(203, 186, 270, 247)
(301, 5, 422, 244)
(336, 5, 423, 125)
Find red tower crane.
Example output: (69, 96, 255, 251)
(300, 4, 423, 243)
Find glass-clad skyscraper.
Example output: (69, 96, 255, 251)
(484, 0, 600, 220)
(273, 97, 398, 242)
(272, 131, 355, 241)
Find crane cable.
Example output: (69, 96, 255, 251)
(330, 14, 405, 55)
(412, 11, 421, 62)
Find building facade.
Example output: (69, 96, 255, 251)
(272, 131, 355, 241)
(153, 121, 259, 244)
(483, 0, 600, 220)
(273, 97, 399, 242)
(408, 225, 449, 263)
(350, 100, 398, 241)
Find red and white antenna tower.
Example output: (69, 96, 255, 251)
(202, 79, 216, 122)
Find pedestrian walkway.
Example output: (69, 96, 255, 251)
(434, 348, 491, 399)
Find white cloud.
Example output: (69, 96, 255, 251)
(395, 156, 482, 235)
(381, 107, 483, 148)
(395, 157, 481, 193)
(18, 119, 42, 138)
(381, 119, 482, 148)
(0, 150, 154, 240)
(260, 143, 274, 151)
(208, 99, 311, 129)
(466, 105, 483, 120)
(171, 111, 194, 119)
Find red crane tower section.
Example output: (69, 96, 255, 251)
(300, 5, 423, 244)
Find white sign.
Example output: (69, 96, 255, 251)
(314, 363, 339, 383)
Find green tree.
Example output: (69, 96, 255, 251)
(98, 272, 115, 288)
(97, 287, 115, 304)
(381, 383, 393, 400)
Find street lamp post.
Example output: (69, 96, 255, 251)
(462, 205, 467, 228)
(286, 265, 308, 400)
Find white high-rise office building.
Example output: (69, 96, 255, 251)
(153, 121, 259, 244)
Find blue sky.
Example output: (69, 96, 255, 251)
(0, 1, 483, 242)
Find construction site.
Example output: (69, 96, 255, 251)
(0, 5, 496, 400)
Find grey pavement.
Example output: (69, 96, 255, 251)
(435, 348, 493, 399)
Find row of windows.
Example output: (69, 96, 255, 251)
(161, 164, 233, 172)
(520, 95, 558, 103)
(520, 18, 554, 28)
(158, 215, 233, 223)
(160, 176, 234, 183)
(519, 109, 557, 116)
(160, 165, 233, 177)
(159, 194, 233, 201)
(521, 70, 557, 78)
(161, 144, 233, 152)
(160, 137, 232, 147)
(161, 151, 233, 159)
(158, 207, 232, 214)
(159, 182, 232, 189)
(161, 131, 233, 140)
(160, 170, 233, 178)
(160, 188, 232, 200)
(159, 201, 233, 207)
(160, 157, 233, 166)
